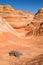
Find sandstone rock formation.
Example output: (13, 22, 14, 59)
(33, 8, 43, 23)
(0, 5, 34, 28)
(0, 5, 43, 65)
(25, 8, 43, 36)
(0, 16, 43, 65)
(31, 8, 43, 35)
(0, 5, 43, 36)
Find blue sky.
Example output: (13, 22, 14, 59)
(0, 0, 43, 14)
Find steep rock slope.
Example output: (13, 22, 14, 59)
(31, 8, 43, 35)
(32, 8, 43, 23)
